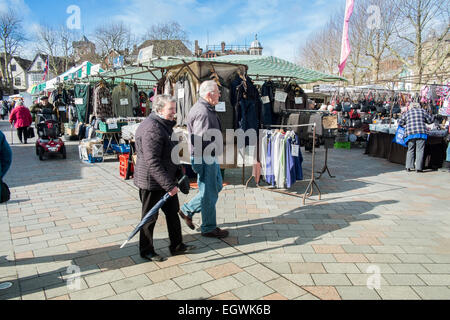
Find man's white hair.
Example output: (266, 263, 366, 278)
(199, 80, 218, 99)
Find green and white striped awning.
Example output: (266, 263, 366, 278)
(66, 55, 347, 89)
(212, 55, 347, 83)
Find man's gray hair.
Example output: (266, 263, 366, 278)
(199, 80, 218, 99)
(153, 94, 176, 113)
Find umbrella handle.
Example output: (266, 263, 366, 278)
(177, 175, 188, 187)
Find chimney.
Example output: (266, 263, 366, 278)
(221, 42, 226, 53)
(195, 40, 200, 56)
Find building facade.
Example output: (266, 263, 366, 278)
(10, 57, 32, 94)
(73, 36, 97, 64)
(195, 35, 263, 58)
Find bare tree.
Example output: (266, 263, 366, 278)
(35, 24, 61, 76)
(93, 22, 135, 56)
(58, 26, 77, 71)
(386, 0, 450, 87)
(0, 9, 26, 93)
(354, 0, 399, 83)
(143, 21, 192, 55)
(298, 15, 342, 76)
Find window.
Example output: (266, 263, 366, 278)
(15, 77, 21, 86)
(37, 62, 42, 70)
(11, 65, 16, 72)
(31, 73, 43, 83)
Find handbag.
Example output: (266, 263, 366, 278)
(1, 179, 10, 203)
(27, 127, 35, 139)
(393, 126, 408, 147)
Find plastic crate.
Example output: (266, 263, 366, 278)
(112, 143, 130, 154)
(98, 121, 127, 133)
(86, 155, 104, 163)
(119, 165, 134, 179)
(119, 154, 129, 166)
(334, 142, 351, 150)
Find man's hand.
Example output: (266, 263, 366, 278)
(168, 187, 179, 197)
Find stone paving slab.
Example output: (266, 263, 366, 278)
(1, 120, 449, 300)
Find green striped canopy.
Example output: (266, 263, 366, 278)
(104, 55, 346, 84)
(55, 55, 347, 89)
(212, 55, 347, 83)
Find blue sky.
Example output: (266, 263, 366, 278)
(2, 0, 345, 62)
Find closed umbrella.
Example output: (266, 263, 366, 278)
(10, 123, 13, 145)
(120, 176, 189, 249)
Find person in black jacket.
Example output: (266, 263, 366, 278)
(134, 95, 195, 262)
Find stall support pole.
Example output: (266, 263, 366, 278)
(317, 147, 335, 179)
(303, 124, 322, 205)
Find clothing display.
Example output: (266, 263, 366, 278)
(175, 73, 194, 127)
(131, 83, 140, 116)
(233, 74, 260, 133)
(260, 130, 303, 188)
(112, 83, 134, 118)
(74, 84, 91, 124)
(93, 83, 113, 119)
(286, 82, 308, 110)
(261, 80, 275, 126)
(217, 84, 234, 132)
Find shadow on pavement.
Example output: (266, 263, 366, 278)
(0, 200, 396, 300)
(205, 199, 397, 263)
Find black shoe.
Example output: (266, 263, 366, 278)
(202, 228, 229, 239)
(179, 210, 195, 230)
(170, 243, 196, 256)
(406, 169, 413, 172)
(140, 252, 167, 262)
(416, 170, 424, 173)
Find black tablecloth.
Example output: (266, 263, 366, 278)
(366, 132, 448, 169)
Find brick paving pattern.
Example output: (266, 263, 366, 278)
(1, 120, 449, 300)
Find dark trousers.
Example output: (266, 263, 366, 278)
(139, 189, 182, 256)
(17, 127, 29, 143)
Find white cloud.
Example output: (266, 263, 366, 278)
(0, 0, 30, 14)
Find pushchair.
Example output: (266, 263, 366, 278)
(35, 109, 66, 161)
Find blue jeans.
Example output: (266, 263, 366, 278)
(446, 143, 450, 162)
(181, 157, 223, 234)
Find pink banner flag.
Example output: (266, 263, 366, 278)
(338, 0, 355, 77)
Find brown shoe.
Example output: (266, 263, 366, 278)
(202, 228, 229, 239)
(179, 210, 195, 230)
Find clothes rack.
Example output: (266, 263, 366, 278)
(246, 123, 321, 205)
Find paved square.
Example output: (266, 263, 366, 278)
(1, 121, 449, 300)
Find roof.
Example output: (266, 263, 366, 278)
(43, 55, 346, 92)
(28, 53, 74, 74)
(250, 35, 262, 49)
(213, 55, 347, 83)
(12, 56, 32, 71)
(135, 40, 192, 57)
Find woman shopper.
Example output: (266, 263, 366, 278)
(399, 103, 434, 173)
(9, 100, 32, 144)
(134, 95, 196, 262)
